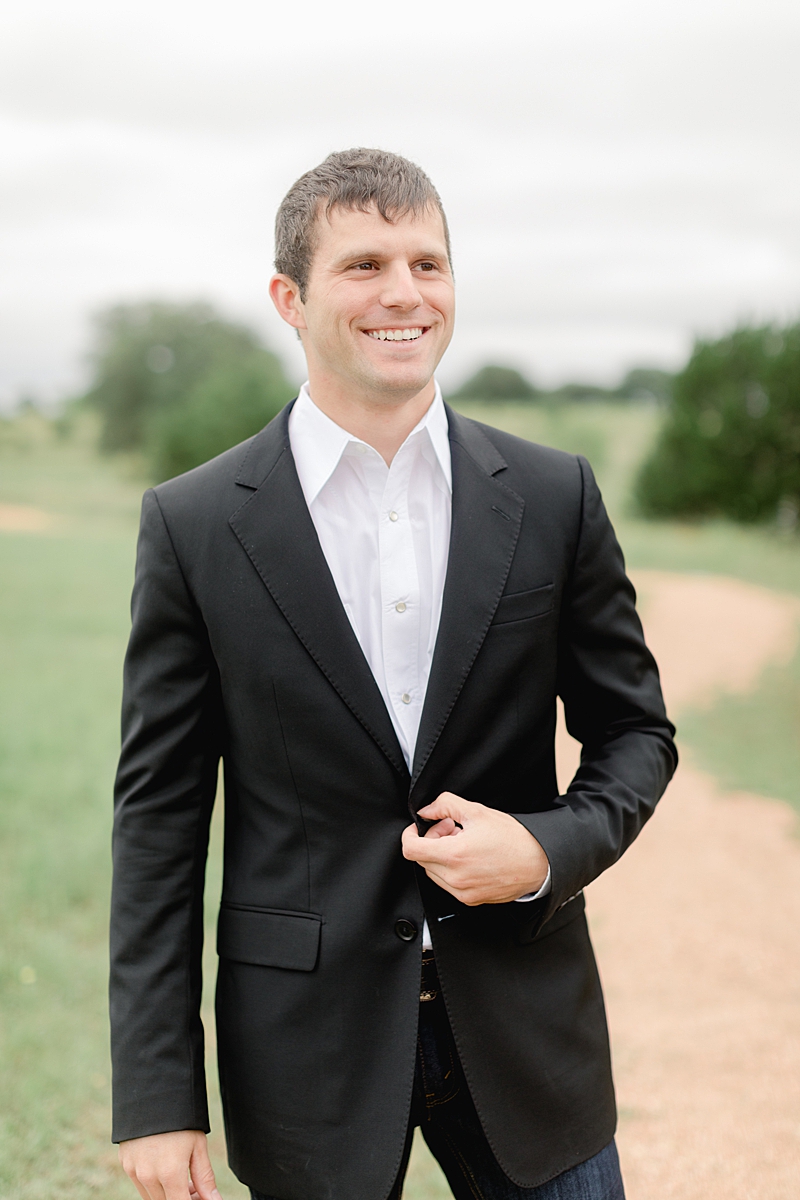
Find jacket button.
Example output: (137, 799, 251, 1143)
(394, 918, 418, 942)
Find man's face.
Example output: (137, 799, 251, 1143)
(292, 203, 455, 403)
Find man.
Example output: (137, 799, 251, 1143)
(111, 148, 676, 1200)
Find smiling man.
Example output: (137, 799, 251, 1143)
(110, 149, 676, 1200)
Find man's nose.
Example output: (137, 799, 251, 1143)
(379, 264, 423, 310)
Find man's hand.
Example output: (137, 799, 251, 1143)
(401, 792, 550, 905)
(119, 1130, 221, 1200)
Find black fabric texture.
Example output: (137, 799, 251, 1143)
(109, 402, 676, 1199)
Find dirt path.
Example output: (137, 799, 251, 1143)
(556, 571, 800, 1199)
(0, 504, 55, 531)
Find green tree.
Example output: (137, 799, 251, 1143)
(449, 364, 537, 402)
(615, 368, 673, 403)
(152, 353, 294, 481)
(82, 301, 294, 476)
(635, 323, 800, 523)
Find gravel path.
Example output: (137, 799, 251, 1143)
(556, 571, 800, 1199)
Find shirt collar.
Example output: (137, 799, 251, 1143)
(288, 381, 452, 507)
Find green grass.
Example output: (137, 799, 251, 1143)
(1, 403, 799, 1197)
(677, 655, 800, 812)
(0, 417, 444, 1198)
(0, 432, 141, 1197)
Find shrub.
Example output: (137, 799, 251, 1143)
(81, 301, 294, 476)
(151, 353, 294, 480)
(615, 368, 673, 404)
(634, 323, 800, 523)
(449, 364, 537, 402)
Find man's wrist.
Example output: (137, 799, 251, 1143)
(514, 864, 552, 902)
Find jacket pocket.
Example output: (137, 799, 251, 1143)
(492, 583, 555, 626)
(514, 890, 585, 945)
(217, 904, 322, 971)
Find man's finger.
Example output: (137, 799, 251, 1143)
(126, 1176, 152, 1200)
(189, 1140, 222, 1200)
(402, 835, 463, 870)
(401, 822, 427, 860)
(424, 816, 461, 838)
(130, 1160, 193, 1200)
(129, 1172, 169, 1200)
(413, 861, 479, 905)
(120, 1152, 167, 1200)
(416, 791, 472, 825)
(160, 1168, 193, 1200)
(401, 823, 462, 865)
(400, 818, 458, 852)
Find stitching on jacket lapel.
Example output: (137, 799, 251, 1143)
(410, 410, 524, 792)
(229, 414, 407, 777)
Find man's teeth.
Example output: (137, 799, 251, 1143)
(367, 328, 424, 341)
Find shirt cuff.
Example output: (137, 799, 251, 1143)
(513, 865, 552, 902)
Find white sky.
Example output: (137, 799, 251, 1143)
(2, 0, 800, 407)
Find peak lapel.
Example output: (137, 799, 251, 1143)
(411, 409, 524, 790)
(229, 410, 407, 777)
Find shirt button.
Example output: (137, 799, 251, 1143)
(395, 601, 407, 613)
(401, 693, 411, 705)
(389, 511, 399, 522)
(395, 918, 418, 942)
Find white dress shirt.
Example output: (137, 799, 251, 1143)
(289, 381, 452, 766)
(288, 383, 550, 949)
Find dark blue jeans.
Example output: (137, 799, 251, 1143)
(251, 956, 625, 1200)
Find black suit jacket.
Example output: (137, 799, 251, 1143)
(110, 403, 676, 1199)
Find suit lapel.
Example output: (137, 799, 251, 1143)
(411, 408, 524, 791)
(229, 408, 408, 777)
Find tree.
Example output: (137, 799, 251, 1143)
(449, 364, 537, 402)
(635, 323, 800, 523)
(152, 353, 293, 481)
(82, 301, 294, 477)
(615, 368, 673, 403)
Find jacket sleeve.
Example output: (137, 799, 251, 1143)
(513, 456, 677, 922)
(110, 488, 222, 1143)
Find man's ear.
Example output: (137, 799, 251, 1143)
(269, 274, 307, 331)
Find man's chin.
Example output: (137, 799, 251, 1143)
(356, 360, 438, 403)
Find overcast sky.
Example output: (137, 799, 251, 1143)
(2, 0, 799, 408)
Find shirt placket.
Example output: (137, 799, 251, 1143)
(379, 442, 422, 753)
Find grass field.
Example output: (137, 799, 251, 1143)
(0, 403, 798, 1198)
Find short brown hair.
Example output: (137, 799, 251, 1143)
(274, 148, 451, 300)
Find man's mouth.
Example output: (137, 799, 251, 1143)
(365, 327, 427, 342)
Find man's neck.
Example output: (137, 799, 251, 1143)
(304, 376, 437, 465)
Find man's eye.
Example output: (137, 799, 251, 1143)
(416, 262, 436, 272)
(354, 262, 375, 271)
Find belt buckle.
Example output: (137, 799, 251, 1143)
(420, 951, 438, 1002)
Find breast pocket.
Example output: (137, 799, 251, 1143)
(492, 583, 555, 626)
(217, 904, 322, 971)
